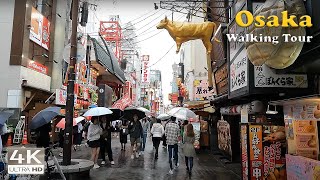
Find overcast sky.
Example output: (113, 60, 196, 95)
(90, 0, 184, 105)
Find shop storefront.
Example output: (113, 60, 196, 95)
(268, 95, 320, 180)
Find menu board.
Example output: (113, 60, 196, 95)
(241, 125, 249, 180)
(286, 154, 320, 180)
(294, 121, 319, 160)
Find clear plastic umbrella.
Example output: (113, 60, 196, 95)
(157, 113, 171, 120)
(83, 107, 113, 117)
(168, 107, 197, 120)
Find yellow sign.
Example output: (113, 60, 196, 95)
(236, 10, 312, 28)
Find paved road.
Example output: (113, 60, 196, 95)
(52, 136, 241, 180)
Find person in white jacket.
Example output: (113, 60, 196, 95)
(150, 119, 164, 159)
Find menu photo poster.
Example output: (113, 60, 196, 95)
(217, 118, 232, 158)
(294, 120, 319, 160)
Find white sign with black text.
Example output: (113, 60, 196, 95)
(254, 65, 308, 88)
(230, 48, 248, 92)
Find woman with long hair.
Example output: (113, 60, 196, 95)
(87, 116, 102, 169)
(183, 124, 196, 176)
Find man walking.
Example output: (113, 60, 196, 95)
(140, 117, 150, 153)
(165, 116, 180, 175)
(100, 116, 115, 165)
(128, 114, 143, 159)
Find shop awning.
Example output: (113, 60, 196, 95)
(184, 101, 214, 113)
(269, 94, 320, 106)
(91, 37, 125, 84)
(112, 95, 132, 111)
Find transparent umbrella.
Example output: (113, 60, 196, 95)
(167, 107, 197, 120)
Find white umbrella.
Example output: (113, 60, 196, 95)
(75, 116, 85, 123)
(83, 107, 113, 117)
(136, 107, 151, 114)
(168, 107, 197, 120)
(157, 113, 171, 120)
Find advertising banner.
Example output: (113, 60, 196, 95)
(55, 89, 67, 105)
(248, 125, 263, 179)
(241, 125, 249, 180)
(286, 154, 320, 180)
(217, 120, 232, 158)
(30, 7, 50, 50)
(193, 79, 216, 100)
(141, 55, 150, 84)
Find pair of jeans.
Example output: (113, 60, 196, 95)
(152, 137, 161, 157)
(185, 156, 194, 170)
(140, 133, 147, 151)
(168, 144, 178, 170)
(100, 139, 113, 161)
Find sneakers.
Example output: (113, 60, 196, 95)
(111, 161, 115, 165)
(59, 152, 63, 157)
(101, 161, 106, 165)
(136, 152, 139, 158)
(131, 155, 134, 159)
(138, 151, 142, 156)
(93, 164, 100, 169)
(169, 169, 173, 175)
(174, 163, 179, 169)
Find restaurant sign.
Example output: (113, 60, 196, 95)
(193, 79, 216, 101)
(254, 65, 308, 88)
(27, 61, 48, 75)
(230, 48, 248, 92)
(141, 55, 150, 84)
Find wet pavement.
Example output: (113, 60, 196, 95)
(51, 136, 241, 180)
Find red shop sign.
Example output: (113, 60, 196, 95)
(27, 61, 48, 75)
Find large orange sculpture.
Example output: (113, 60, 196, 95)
(156, 16, 220, 88)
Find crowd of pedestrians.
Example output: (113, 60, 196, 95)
(33, 112, 196, 175)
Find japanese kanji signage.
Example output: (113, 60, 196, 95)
(55, 89, 67, 105)
(193, 79, 216, 100)
(230, 48, 248, 92)
(254, 65, 308, 88)
(241, 125, 249, 180)
(27, 61, 48, 75)
(141, 55, 150, 84)
(249, 125, 263, 180)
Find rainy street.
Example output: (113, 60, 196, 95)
(51, 137, 241, 180)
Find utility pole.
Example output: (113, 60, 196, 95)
(64, 0, 79, 165)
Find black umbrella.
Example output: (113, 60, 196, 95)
(107, 108, 123, 121)
(30, 107, 61, 129)
(123, 107, 149, 121)
(0, 112, 13, 126)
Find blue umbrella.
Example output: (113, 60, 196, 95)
(30, 107, 61, 129)
(0, 112, 13, 126)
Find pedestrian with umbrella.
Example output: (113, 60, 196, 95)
(87, 116, 102, 169)
(83, 107, 112, 168)
(99, 115, 115, 166)
(30, 107, 61, 148)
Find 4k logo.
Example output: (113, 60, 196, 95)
(7, 148, 45, 174)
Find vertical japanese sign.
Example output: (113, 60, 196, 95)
(230, 48, 248, 92)
(30, 7, 50, 50)
(249, 125, 263, 180)
(241, 125, 249, 180)
(141, 55, 150, 84)
(123, 81, 131, 96)
(217, 120, 232, 158)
